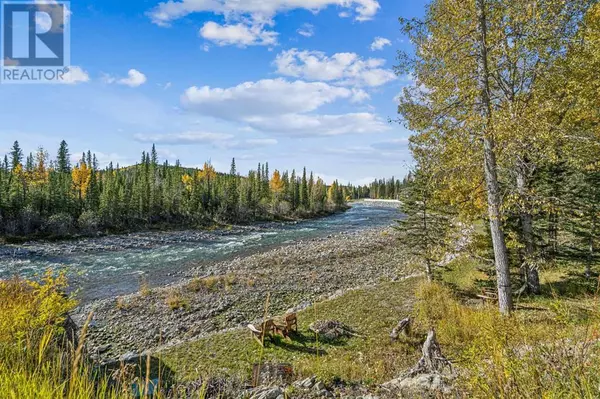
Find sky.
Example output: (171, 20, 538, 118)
(0, 0, 427, 185)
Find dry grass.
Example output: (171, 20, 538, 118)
(165, 291, 189, 311)
(415, 257, 600, 398)
(186, 274, 237, 293)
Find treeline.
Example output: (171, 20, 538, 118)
(346, 177, 407, 201)
(0, 140, 349, 238)
(395, 0, 599, 313)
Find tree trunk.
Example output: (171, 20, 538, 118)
(476, 0, 513, 314)
(516, 162, 540, 294)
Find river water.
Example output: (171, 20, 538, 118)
(0, 203, 400, 301)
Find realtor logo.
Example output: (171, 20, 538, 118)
(1, 1, 71, 84)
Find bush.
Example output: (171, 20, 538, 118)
(0, 271, 76, 345)
(46, 213, 74, 237)
(165, 291, 188, 310)
(19, 205, 42, 236)
(78, 210, 100, 234)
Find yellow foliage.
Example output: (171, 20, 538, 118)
(270, 169, 284, 193)
(197, 162, 216, 181)
(0, 271, 76, 345)
(71, 162, 91, 199)
(182, 173, 193, 192)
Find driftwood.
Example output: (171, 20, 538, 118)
(390, 317, 411, 342)
(404, 329, 452, 378)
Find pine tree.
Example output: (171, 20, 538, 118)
(395, 169, 454, 282)
(10, 141, 23, 170)
(300, 167, 309, 210)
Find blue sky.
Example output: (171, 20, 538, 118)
(0, 0, 427, 185)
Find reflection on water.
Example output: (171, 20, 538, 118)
(0, 204, 400, 301)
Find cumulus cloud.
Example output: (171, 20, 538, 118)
(274, 49, 396, 87)
(200, 21, 278, 47)
(244, 113, 389, 136)
(105, 69, 147, 87)
(61, 66, 90, 84)
(180, 78, 387, 137)
(133, 131, 234, 145)
(181, 78, 366, 118)
(296, 23, 314, 37)
(370, 36, 391, 51)
(148, 0, 380, 27)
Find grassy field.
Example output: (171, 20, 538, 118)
(160, 277, 423, 385)
(2, 248, 599, 397)
(160, 253, 600, 397)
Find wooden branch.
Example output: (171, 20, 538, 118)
(390, 317, 412, 342)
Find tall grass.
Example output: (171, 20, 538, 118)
(0, 272, 192, 399)
(414, 281, 600, 398)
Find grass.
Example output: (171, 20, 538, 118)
(0, 273, 188, 399)
(161, 277, 422, 385)
(165, 290, 189, 311)
(424, 256, 600, 398)
(186, 274, 237, 294)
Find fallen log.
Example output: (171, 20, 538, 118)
(390, 317, 411, 342)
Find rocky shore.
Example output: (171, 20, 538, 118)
(72, 226, 416, 364)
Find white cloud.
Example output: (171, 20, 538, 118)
(148, 0, 380, 27)
(119, 69, 147, 87)
(297, 23, 314, 38)
(181, 78, 365, 119)
(200, 21, 278, 47)
(351, 88, 370, 103)
(245, 113, 389, 136)
(180, 78, 386, 137)
(134, 132, 277, 150)
(133, 131, 234, 145)
(163, 82, 172, 90)
(222, 138, 278, 149)
(274, 49, 396, 87)
(370, 36, 391, 51)
(105, 69, 147, 87)
(60, 66, 90, 85)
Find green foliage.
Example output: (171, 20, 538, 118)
(0, 141, 353, 238)
(395, 169, 455, 281)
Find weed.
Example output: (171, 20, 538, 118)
(165, 291, 189, 311)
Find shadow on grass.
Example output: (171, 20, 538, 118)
(263, 330, 356, 355)
(540, 271, 599, 299)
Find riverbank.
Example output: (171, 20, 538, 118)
(1, 205, 399, 302)
(72, 225, 418, 365)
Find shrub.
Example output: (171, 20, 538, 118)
(78, 210, 100, 234)
(165, 291, 188, 311)
(186, 275, 237, 293)
(46, 213, 74, 237)
(0, 271, 76, 345)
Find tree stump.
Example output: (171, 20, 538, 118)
(405, 328, 451, 377)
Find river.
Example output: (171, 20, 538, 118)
(0, 203, 400, 301)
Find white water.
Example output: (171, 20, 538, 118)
(0, 204, 401, 301)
